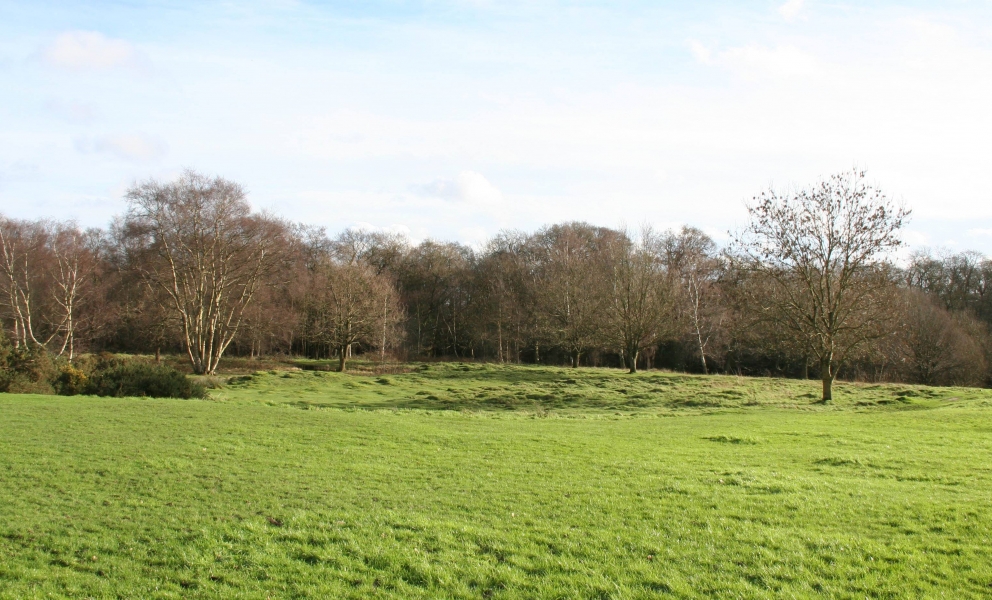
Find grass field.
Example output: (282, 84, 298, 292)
(2, 362, 992, 598)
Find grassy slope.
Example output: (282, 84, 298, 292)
(216, 361, 989, 413)
(1, 364, 991, 598)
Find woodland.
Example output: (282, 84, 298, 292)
(1, 169, 990, 401)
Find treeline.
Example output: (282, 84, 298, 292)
(2, 169, 990, 393)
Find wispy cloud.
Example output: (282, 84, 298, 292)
(39, 31, 144, 71)
(74, 134, 167, 162)
(690, 41, 818, 80)
(44, 99, 100, 123)
(779, 0, 805, 22)
(416, 171, 504, 206)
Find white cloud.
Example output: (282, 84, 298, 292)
(458, 226, 491, 250)
(44, 99, 99, 123)
(690, 38, 818, 80)
(968, 228, 992, 237)
(689, 40, 711, 64)
(701, 43, 819, 80)
(75, 134, 167, 161)
(779, 0, 805, 22)
(39, 31, 143, 70)
(417, 171, 504, 206)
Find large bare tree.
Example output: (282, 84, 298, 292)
(531, 223, 613, 367)
(605, 227, 678, 373)
(303, 261, 403, 371)
(734, 169, 908, 401)
(122, 170, 287, 374)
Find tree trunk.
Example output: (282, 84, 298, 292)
(339, 345, 348, 372)
(572, 349, 581, 368)
(627, 347, 639, 374)
(694, 322, 708, 375)
(820, 357, 833, 402)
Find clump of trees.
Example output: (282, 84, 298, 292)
(2, 169, 991, 398)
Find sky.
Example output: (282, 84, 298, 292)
(2, 0, 992, 253)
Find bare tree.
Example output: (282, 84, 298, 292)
(474, 232, 535, 363)
(0, 217, 48, 348)
(664, 226, 725, 374)
(122, 170, 287, 374)
(531, 223, 613, 367)
(605, 227, 677, 373)
(734, 170, 908, 401)
(0, 217, 100, 358)
(898, 289, 988, 386)
(303, 261, 403, 371)
(46, 223, 101, 359)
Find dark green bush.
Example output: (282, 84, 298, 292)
(0, 341, 205, 399)
(0, 334, 57, 394)
(85, 361, 206, 399)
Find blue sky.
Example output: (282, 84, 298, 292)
(2, 0, 992, 253)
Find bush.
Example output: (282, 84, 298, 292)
(55, 364, 89, 396)
(85, 361, 207, 399)
(0, 343, 205, 399)
(0, 337, 57, 394)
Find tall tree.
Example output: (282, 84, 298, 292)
(0, 217, 100, 358)
(398, 241, 474, 358)
(122, 170, 287, 374)
(605, 227, 677, 373)
(531, 223, 613, 367)
(474, 232, 534, 363)
(303, 261, 403, 371)
(734, 169, 908, 401)
(46, 223, 101, 359)
(0, 217, 48, 348)
(663, 226, 725, 374)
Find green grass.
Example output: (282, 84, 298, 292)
(216, 361, 987, 414)
(2, 363, 992, 598)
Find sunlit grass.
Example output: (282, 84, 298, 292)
(2, 363, 991, 598)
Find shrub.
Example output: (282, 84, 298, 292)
(55, 364, 89, 396)
(0, 339, 57, 394)
(85, 361, 206, 399)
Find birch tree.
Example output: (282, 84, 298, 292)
(0, 218, 47, 348)
(122, 170, 286, 374)
(663, 226, 724, 374)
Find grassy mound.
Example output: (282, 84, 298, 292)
(219, 361, 987, 414)
(1, 364, 991, 598)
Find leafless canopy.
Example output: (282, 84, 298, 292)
(733, 169, 909, 401)
(121, 170, 286, 374)
(604, 227, 678, 373)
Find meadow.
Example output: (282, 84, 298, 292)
(2, 362, 992, 598)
